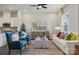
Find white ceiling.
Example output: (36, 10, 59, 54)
(0, 4, 65, 13)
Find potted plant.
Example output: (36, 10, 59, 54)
(20, 23, 26, 32)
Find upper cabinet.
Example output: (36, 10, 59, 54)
(0, 12, 3, 18)
(0, 11, 18, 27)
(10, 11, 17, 18)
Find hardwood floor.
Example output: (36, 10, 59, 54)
(0, 40, 64, 55)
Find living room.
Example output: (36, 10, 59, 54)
(0, 4, 79, 55)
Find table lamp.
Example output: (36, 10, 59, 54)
(55, 26, 60, 34)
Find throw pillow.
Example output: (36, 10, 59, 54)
(66, 33, 73, 40)
(43, 35, 48, 41)
(71, 34, 79, 41)
(11, 32, 19, 41)
(59, 32, 64, 39)
(35, 36, 41, 41)
(21, 31, 26, 38)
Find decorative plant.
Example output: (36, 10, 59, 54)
(32, 23, 37, 30)
(66, 33, 73, 40)
(20, 23, 26, 32)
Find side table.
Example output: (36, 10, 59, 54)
(75, 44, 79, 55)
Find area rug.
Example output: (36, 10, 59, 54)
(0, 40, 64, 55)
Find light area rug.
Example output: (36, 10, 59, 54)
(0, 40, 64, 55)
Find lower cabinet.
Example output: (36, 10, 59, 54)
(0, 33, 7, 47)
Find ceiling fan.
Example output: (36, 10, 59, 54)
(31, 4, 47, 10)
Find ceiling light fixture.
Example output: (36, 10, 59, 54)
(38, 6, 42, 8)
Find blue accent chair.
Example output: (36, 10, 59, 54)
(26, 35, 32, 44)
(5, 32, 27, 55)
(19, 31, 32, 45)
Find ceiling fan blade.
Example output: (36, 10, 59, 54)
(41, 4, 47, 5)
(38, 4, 47, 6)
(42, 5, 47, 9)
(31, 4, 47, 10)
(30, 4, 38, 7)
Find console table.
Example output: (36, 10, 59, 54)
(31, 30, 50, 40)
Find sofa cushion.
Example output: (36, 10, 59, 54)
(71, 34, 79, 41)
(54, 36, 66, 45)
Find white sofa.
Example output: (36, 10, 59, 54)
(52, 34, 78, 55)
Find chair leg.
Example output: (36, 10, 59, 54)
(20, 49, 22, 55)
(8, 49, 11, 55)
(25, 43, 27, 49)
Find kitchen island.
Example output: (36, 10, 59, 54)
(0, 32, 7, 47)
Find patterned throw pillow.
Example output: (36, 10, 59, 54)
(21, 31, 26, 38)
(66, 33, 73, 40)
(71, 34, 79, 41)
(59, 32, 64, 39)
(11, 32, 19, 41)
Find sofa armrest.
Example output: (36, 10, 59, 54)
(65, 41, 78, 54)
(66, 41, 78, 50)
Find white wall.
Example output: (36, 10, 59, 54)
(63, 4, 78, 34)
(21, 13, 59, 38)
(0, 11, 59, 39)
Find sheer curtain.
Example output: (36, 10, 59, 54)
(60, 12, 69, 33)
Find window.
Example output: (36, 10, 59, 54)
(60, 12, 69, 33)
(64, 15, 69, 32)
(63, 13, 69, 33)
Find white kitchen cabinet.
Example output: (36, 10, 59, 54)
(0, 33, 7, 47)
